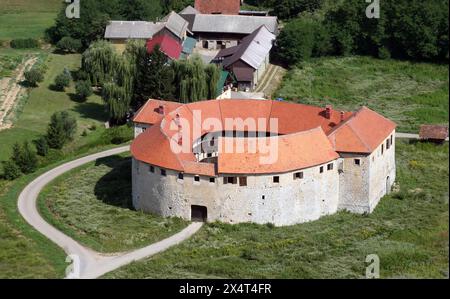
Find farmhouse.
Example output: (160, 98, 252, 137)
(131, 99, 397, 226)
(214, 25, 276, 90)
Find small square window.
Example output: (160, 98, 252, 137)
(161, 169, 166, 176)
(327, 163, 333, 171)
(273, 176, 280, 183)
(178, 173, 184, 180)
(149, 165, 155, 173)
(320, 166, 324, 173)
(239, 177, 247, 186)
(210, 177, 216, 183)
(354, 159, 361, 166)
(194, 176, 200, 182)
(226, 177, 237, 184)
(207, 153, 212, 158)
(294, 172, 304, 180)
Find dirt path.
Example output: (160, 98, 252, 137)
(255, 64, 286, 98)
(18, 145, 203, 279)
(0, 57, 38, 131)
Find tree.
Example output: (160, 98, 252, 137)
(11, 141, 38, 174)
(46, 0, 164, 49)
(34, 136, 49, 157)
(75, 80, 93, 101)
(205, 64, 220, 99)
(274, 0, 324, 19)
(54, 69, 71, 91)
(102, 83, 132, 125)
(46, 111, 78, 149)
(2, 160, 21, 180)
(82, 40, 117, 86)
(135, 46, 175, 103)
(119, 0, 162, 21)
(24, 68, 44, 87)
(56, 37, 82, 53)
(277, 16, 331, 65)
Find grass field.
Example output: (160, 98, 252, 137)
(0, 0, 61, 40)
(0, 53, 108, 162)
(103, 140, 449, 279)
(38, 154, 188, 253)
(274, 56, 449, 133)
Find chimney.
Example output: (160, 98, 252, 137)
(325, 105, 332, 119)
(158, 105, 165, 115)
(340, 111, 345, 122)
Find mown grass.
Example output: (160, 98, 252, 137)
(0, 53, 108, 162)
(104, 140, 449, 279)
(38, 154, 188, 253)
(0, 0, 62, 40)
(274, 56, 449, 133)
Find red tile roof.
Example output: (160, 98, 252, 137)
(131, 100, 396, 175)
(419, 125, 449, 140)
(218, 127, 339, 174)
(328, 107, 397, 153)
(194, 0, 240, 15)
(146, 34, 182, 60)
(133, 99, 182, 125)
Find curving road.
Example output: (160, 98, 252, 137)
(17, 145, 203, 279)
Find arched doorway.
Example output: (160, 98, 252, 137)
(191, 205, 207, 222)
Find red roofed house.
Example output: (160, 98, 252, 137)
(146, 34, 182, 60)
(131, 99, 397, 226)
(194, 0, 241, 15)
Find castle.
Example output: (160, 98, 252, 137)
(131, 99, 396, 226)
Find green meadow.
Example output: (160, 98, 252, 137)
(275, 56, 449, 133)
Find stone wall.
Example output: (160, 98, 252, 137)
(132, 158, 340, 226)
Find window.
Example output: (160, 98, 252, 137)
(320, 166, 324, 173)
(210, 177, 216, 183)
(273, 176, 280, 183)
(354, 159, 361, 166)
(386, 138, 391, 150)
(149, 165, 155, 173)
(161, 169, 166, 176)
(178, 173, 184, 180)
(391, 135, 393, 145)
(239, 177, 247, 186)
(294, 172, 304, 180)
(207, 153, 212, 158)
(381, 144, 384, 155)
(194, 176, 200, 182)
(327, 163, 334, 171)
(262, 195, 265, 200)
(209, 139, 215, 147)
(224, 177, 237, 185)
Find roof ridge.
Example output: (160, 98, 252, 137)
(347, 121, 372, 152)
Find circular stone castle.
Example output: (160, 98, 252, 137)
(131, 99, 396, 226)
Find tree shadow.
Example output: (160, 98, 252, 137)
(94, 155, 133, 210)
(72, 101, 108, 123)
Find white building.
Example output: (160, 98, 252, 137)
(131, 99, 396, 226)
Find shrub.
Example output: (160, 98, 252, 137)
(53, 69, 71, 91)
(100, 125, 133, 145)
(34, 136, 49, 157)
(75, 80, 93, 101)
(46, 111, 78, 149)
(2, 160, 22, 180)
(73, 69, 89, 81)
(56, 37, 82, 53)
(10, 38, 39, 49)
(11, 141, 38, 174)
(24, 68, 44, 87)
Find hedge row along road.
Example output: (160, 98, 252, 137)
(17, 145, 203, 279)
